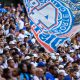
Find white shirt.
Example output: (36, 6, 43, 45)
(78, 54, 80, 58)
(66, 54, 74, 62)
(5, 29, 9, 35)
(33, 76, 39, 80)
(18, 33, 24, 41)
(18, 19, 24, 29)
(58, 56, 63, 62)
(24, 30, 31, 36)
(0, 60, 8, 69)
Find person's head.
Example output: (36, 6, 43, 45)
(55, 53, 60, 60)
(46, 58, 54, 66)
(0, 55, 4, 65)
(35, 68, 44, 78)
(65, 47, 70, 53)
(13, 53, 20, 62)
(64, 62, 72, 70)
(0, 42, 4, 48)
(70, 53, 76, 59)
(24, 37, 28, 42)
(37, 62, 46, 73)
(27, 63, 35, 74)
(69, 68, 77, 78)
(58, 71, 64, 80)
(0, 67, 3, 76)
(49, 65, 58, 76)
(7, 59, 15, 68)
(37, 57, 43, 63)
(3, 49, 10, 58)
(19, 29, 24, 34)
(58, 65, 64, 70)
(25, 22, 30, 28)
(75, 49, 80, 54)
(0, 24, 2, 30)
(5, 24, 10, 30)
(17, 41, 22, 48)
(62, 55, 67, 62)
(9, 41, 16, 48)
(9, 48, 18, 56)
(6, 35, 13, 44)
(20, 44, 26, 52)
(12, 68, 19, 77)
(54, 60, 59, 67)
(18, 3, 21, 7)
(9, 27, 15, 34)
(3, 68, 12, 79)
(9, 19, 14, 25)
(57, 46, 62, 52)
(18, 62, 27, 73)
(0, 35, 3, 42)
(72, 63, 79, 71)
(24, 56, 31, 64)
(33, 54, 38, 62)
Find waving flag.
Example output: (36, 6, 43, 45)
(23, 0, 80, 52)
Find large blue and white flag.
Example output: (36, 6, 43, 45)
(23, 0, 80, 52)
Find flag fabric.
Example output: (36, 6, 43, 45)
(23, 0, 80, 52)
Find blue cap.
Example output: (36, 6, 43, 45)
(37, 62, 46, 67)
(28, 40, 32, 44)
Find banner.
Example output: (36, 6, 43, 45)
(23, 0, 80, 52)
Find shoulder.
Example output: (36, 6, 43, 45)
(45, 72, 55, 79)
(33, 76, 39, 80)
(1, 78, 6, 80)
(64, 75, 71, 80)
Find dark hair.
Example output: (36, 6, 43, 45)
(19, 29, 23, 33)
(69, 68, 76, 73)
(18, 62, 26, 74)
(0, 35, 3, 38)
(62, 55, 67, 58)
(5, 24, 9, 27)
(64, 62, 71, 68)
(10, 48, 18, 53)
(6, 35, 13, 44)
(7, 59, 13, 64)
(49, 65, 55, 70)
(20, 43, 26, 48)
(3, 68, 11, 79)
(37, 57, 43, 63)
(12, 51, 19, 56)
(27, 63, 33, 74)
(3, 68, 10, 74)
(38, 47, 45, 53)
(3, 49, 9, 54)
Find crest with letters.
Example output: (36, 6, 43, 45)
(23, 0, 80, 52)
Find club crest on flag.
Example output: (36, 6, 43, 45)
(23, 0, 78, 52)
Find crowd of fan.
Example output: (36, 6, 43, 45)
(0, 3, 80, 80)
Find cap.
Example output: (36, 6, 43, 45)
(50, 53, 55, 56)
(58, 70, 67, 76)
(24, 56, 31, 60)
(59, 65, 64, 69)
(24, 34, 28, 38)
(70, 49, 75, 53)
(31, 38, 36, 44)
(51, 56, 56, 60)
(55, 53, 60, 56)
(37, 62, 46, 67)
(4, 46, 10, 49)
(9, 41, 15, 45)
(33, 54, 38, 57)
(74, 45, 79, 49)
